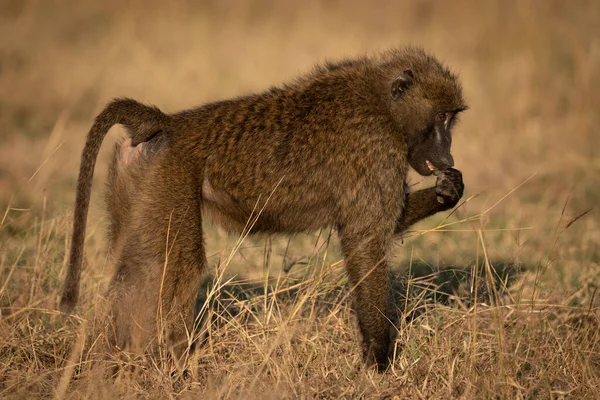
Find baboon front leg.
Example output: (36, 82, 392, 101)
(340, 228, 394, 370)
(395, 168, 464, 234)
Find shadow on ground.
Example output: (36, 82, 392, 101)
(194, 259, 525, 327)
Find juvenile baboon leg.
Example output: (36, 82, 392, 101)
(108, 154, 206, 364)
(105, 135, 169, 253)
(339, 220, 396, 371)
(104, 139, 142, 251)
(395, 168, 464, 234)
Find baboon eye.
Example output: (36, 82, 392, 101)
(437, 113, 446, 121)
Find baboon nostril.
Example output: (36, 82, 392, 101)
(440, 155, 454, 169)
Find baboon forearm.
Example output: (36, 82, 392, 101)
(395, 187, 444, 234)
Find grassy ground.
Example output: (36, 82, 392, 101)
(1, 0, 599, 398)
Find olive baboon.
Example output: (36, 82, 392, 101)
(60, 47, 467, 370)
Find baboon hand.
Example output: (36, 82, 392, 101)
(435, 168, 464, 209)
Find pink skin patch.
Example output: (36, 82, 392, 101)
(119, 138, 143, 166)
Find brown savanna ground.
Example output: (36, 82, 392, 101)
(1, 0, 599, 398)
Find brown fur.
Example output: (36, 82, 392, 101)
(60, 47, 467, 370)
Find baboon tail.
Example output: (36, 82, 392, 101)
(60, 98, 170, 313)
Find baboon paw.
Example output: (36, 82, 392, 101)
(361, 341, 392, 373)
(435, 168, 464, 209)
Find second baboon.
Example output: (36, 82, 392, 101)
(60, 47, 467, 370)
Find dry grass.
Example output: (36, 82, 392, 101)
(1, 0, 599, 398)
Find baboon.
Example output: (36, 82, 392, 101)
(60, 47, 467, 370)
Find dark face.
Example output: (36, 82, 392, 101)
(407, 111, 459, 176)
(389, 68, 466, 176)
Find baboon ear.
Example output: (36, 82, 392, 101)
(390, 69, 414, 100)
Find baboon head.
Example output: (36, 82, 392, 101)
(387, 50, 468, 176)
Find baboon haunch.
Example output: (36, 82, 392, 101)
(60, 47, 467, 370)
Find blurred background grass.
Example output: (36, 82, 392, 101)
(0, 0, 599, 398)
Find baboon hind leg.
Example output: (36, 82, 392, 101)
(107, 156, 206, 365)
